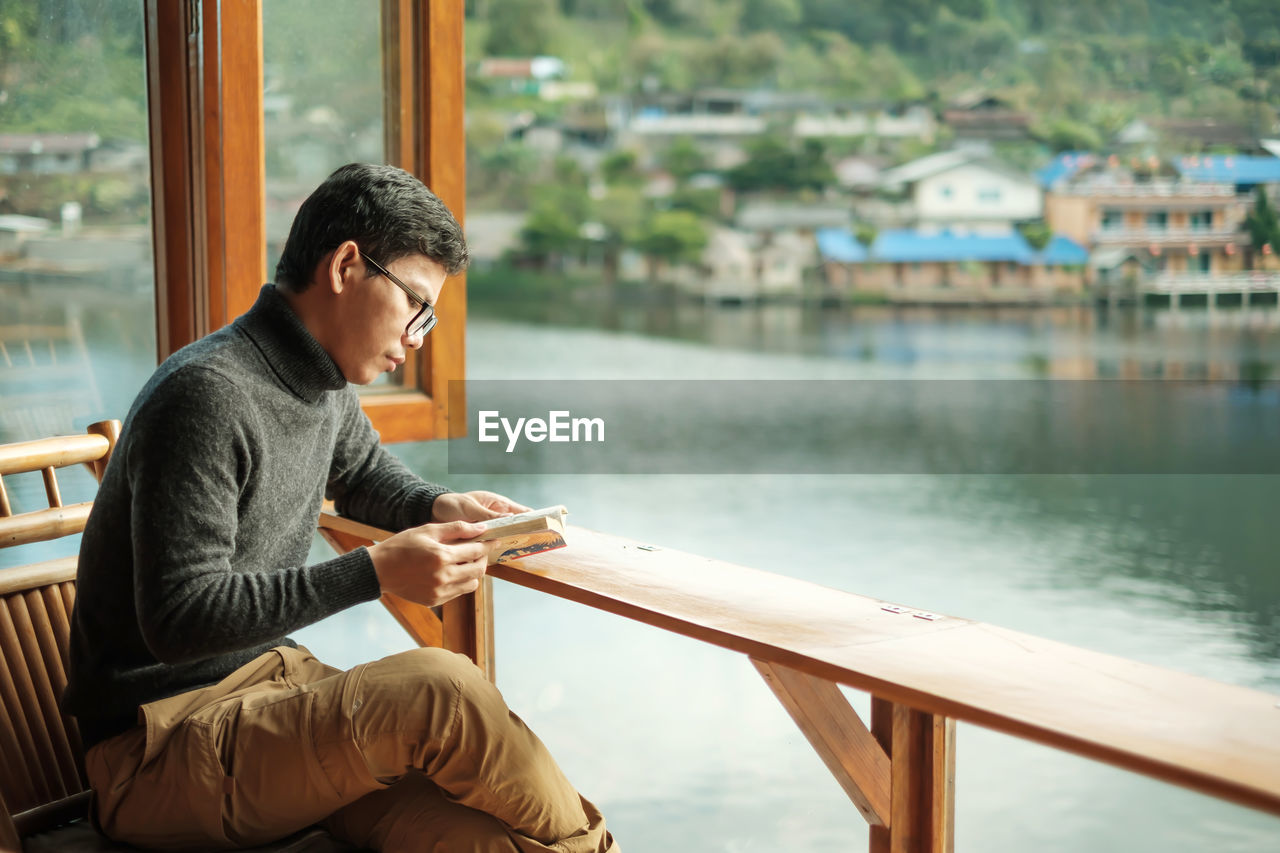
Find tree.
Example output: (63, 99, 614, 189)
(726, 135, 833, 194)
(633, 209, 708, 282)
(1019, 221, 1053, 252)
(740, 0, 801, 33)
(483, 0, 556, 57)
(519, 205, 581, 269)
(592, 186, 646, 289)
(659, 138, 707, 183)
(601, 149, 644, 186)
(1040, 118, 1103, 153)
(518, 184, 590, 269)
(726, 135, 798, 193)
(1245, 187, 1280, 267)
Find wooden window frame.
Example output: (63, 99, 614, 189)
(144, 0, 465, 444)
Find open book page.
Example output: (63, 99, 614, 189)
(476, 505, 568, 541)
(478, 505, 569, 563)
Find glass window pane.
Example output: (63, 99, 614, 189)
(262, 2, 405, 388)
(0, 0, 155, 567)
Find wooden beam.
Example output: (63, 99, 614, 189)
(144, 0, 199, 360)
(145, 0, 265, 358)
(870, 699, 955, 853)
(753, 658, 890, 827)
(362, 1, 468, 445)
(212, 0, 266, 325)
(418, 0, 467, 441)
(319, 511, 1280, 819)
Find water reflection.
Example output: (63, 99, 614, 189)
(3, 287, 1279, 851)
(472, 293, 1280, 384)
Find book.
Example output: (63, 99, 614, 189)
(477, 505, 568, 564)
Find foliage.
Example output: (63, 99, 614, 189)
(601, 149, 644, 187)
(669, 186, 723, 220)
(855, 224, 878, 247)
(727, 135, 835, 194)
(519, 205, 582, 265)
(660, 138, 708, 183)
(633, 209, 709, 265)
(1018, 221, 1053, 252)
(0, 0, 147, 140)
(1245, 188, 1280, 260)
(468, 142, 542, 209)
(1038, 118, 1104, 154)
(483, 0, 558, 57)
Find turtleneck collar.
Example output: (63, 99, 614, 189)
(235, 284, 347, 403)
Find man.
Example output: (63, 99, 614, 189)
(63, 163, 616, 852)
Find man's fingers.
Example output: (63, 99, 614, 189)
(430, 520, 487, 542)
(449, 542, 490, 565)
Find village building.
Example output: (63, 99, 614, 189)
(878, 149, 1043, 232)
(1041, 152, 1261, 286)
(817, 227, 1087, 303)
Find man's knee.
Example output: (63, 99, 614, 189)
(398, 646, 487, 688)
(359, 647, 493, 709)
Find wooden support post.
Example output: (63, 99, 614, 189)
(443, 578, 495, 684)
(316, 511, 494, 682)
(870, 697, 956, 853)
(753, 659, 891, 827)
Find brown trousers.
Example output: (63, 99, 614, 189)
(85, 646, 616, 852)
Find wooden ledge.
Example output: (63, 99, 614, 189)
(317, 510, 1280, 817)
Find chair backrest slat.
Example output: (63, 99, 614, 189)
(0, 599, 58, 809)
(22, 588, 83, 792)
(41, 468, 62, 509)
(0, 422, 119, 823)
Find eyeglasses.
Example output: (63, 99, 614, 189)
(363, 254, 437, 338)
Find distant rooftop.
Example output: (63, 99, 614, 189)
(737, 203, 852, 231)
(817, 227, 1087, 266)
(1036, 152, 1099, 188)
(1175, 155, 1280, 186)
(0, 132, 101, 154)
(815, 228, 868, 263)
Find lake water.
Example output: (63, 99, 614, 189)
(3, 293, 1279, 852)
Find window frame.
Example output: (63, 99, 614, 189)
(144, 0, 465, 444)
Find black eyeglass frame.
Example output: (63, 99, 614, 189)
(363, 253, 438, 338)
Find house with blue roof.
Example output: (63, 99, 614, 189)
(816, 227, 1087, 302)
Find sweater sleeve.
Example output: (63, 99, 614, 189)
(127, 368, 380, 664)
(325, 387, 451, 530)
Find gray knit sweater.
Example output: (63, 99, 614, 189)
(64, 285, 449, 747)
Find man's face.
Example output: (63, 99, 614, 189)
(334, 252, 447, 385)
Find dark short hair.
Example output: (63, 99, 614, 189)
(275, 163, 469, 291)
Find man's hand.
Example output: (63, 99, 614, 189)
(431, 490, 531, 523)
(366, 521, 490, 607)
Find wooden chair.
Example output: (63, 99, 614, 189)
(0, 422, 358, 852)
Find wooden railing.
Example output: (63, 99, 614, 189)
(318, 510, 1280, 853)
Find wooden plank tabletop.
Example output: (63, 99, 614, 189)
(317, 511, 1280, 817)
(489, 526, 1280, 818)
